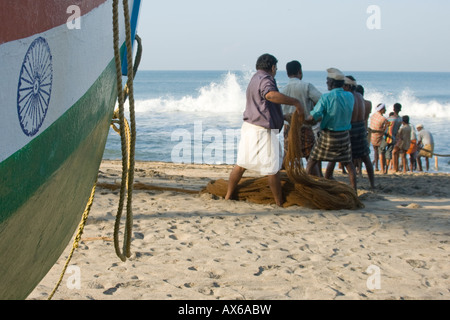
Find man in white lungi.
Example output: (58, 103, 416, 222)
(225, 54, 303, 207)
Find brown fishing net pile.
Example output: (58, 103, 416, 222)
(203, 111, 364, 210)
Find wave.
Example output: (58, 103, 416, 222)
(366, 88, 450, 119)
(134, 72, 246, 114)
(130, 71, 450, 120)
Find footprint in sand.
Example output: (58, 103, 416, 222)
(406, 259, 427, 269)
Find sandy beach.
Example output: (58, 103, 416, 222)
(28, 160, 450, 300)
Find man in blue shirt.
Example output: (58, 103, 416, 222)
(305, 68, 357, 190)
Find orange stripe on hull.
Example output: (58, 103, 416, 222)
(0, 0, 108, 44)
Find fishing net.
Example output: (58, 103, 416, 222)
(203, 111, 364, 210)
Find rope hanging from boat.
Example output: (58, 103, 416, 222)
(110, 34, 141, 187)
(112, 0, 137, 262)
(47, 0, 140, 299)
(47, 181, 97, 300)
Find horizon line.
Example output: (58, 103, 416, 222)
(139, 69, 450, 73)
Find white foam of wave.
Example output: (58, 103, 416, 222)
(366, 88, 450, 119)
(133, 72, 246, 114)
(130, 73, 450, 121)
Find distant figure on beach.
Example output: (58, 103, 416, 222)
(355, 85, 372, 131)
(391, 103, 403, 172)
(280, 60, 322, 174)
(397, 115, 412, 173)
(225, 54, 303, 207)
(379, 111, 400, 174)
(416, 124, 435, 171)
(369, 103, 388, 171)
(305, 68, 357, 190)
(342, 76, 375, 188)
(406, 124, 418, 171)
(355, 84, 372, 176)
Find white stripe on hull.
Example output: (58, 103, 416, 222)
(0, 0, 133, 162)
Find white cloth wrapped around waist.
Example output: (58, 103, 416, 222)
(236, 121, 283, 175)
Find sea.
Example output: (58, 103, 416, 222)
(103, 70, 450, 173)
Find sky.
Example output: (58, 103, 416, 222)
(136, 0, 450, 72)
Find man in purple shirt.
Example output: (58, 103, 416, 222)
(225, 54, 303, 207)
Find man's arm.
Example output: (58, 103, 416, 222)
(305, 94, 326, 123)
(417, 131, 423, 146)
(265, 91, 304, 116)
(308, 83, 322, 104)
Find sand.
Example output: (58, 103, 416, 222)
(28, 160, 450, 300)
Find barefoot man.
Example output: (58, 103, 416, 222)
(225, 54, 303, 207)
(305, 68, 357, 190)
(343, 76, 375, 188)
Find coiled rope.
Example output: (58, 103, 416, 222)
(48, 0, 139, 299)
(204, 111, 364, 210)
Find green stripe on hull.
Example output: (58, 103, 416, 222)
(0, 58, 118, 300)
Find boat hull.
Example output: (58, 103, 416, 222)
(0, 61, 117, 299)
(0, 0, 139, 299)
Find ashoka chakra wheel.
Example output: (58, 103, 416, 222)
(17, 37, 53, 137)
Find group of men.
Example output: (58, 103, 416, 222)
(369, 102, 435, 174)
(225, 53, 376, 207)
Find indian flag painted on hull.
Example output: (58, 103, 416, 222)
(0, 0, 141, 299)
